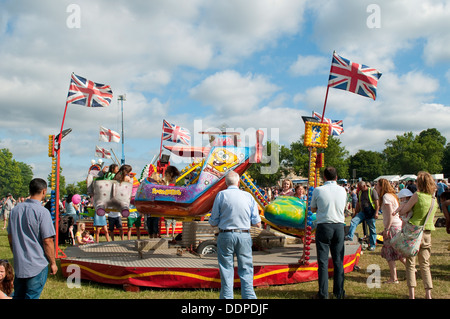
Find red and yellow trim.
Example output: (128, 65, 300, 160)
(61, 246, 361, 288)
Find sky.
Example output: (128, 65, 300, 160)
(1, 0, 450, 185)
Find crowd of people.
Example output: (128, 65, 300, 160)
(267, 172, 448, 299)
(1, 168, 449, 300)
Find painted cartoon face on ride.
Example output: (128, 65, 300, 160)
(205, 148, 239, 178)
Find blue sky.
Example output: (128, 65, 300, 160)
(1, 0, 450, 185)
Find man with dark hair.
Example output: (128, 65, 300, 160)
(323, 166, 337, 181)
(310, 166, 347, 299)
(7, 178, 57, 299)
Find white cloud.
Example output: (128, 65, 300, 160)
(189, 70, 280, 115)
(289, 55, 328, 76)
(200, 0, 307, 65)
(1, 0, 450, 184)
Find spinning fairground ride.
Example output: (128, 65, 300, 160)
(61, 126, 361, 290)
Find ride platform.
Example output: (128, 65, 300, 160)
(60, 238, 361, 289)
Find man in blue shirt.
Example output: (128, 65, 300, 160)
(7, 178, 57, 299)
(310, 167, 347, 299)
(209, 171, 261, 299)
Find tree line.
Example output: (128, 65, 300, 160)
(0, 149, 33, 198)
(248, 128, 450, 187)
(0, 148, 84, 198)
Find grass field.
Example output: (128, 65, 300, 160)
(1, 212, 449, 299)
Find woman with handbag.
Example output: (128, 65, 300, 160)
(395, 171, 437, 299)
(375, 179, 405, 284)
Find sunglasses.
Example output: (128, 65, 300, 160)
(0, 259, 9, 263)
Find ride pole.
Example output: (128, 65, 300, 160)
(54, 100, 70, 259)
(118, 94, 126, 165)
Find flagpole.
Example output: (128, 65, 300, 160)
(320, 51, 335, 123)
(110, 148, 120, 165)
(158, 120, 164, 161)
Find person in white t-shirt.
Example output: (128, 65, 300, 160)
(310, 166, 347, 299)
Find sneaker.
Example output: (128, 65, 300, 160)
(96, 208, 106, 216)
(368, 246, 376, 251)
(383, 280, 399, 284)
(344, 236, 352, 241)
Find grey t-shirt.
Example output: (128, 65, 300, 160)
(7, 199, 55, 278)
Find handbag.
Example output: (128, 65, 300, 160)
(389, 195, 435, 258)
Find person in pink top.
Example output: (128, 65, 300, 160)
(376, 179, 406, 284)
(279, 179, 294, 196)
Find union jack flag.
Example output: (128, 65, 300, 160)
(99, 126, 120, 143)
(328, 52, 382, 100)
(313, 112, 344, 136)
(95, 146, 112, 159)
(66, 73, 113, 107)
(162, 120, 191, 145)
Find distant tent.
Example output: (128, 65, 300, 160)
(374, 175, 401, 182)
(400, 174, 417, 181)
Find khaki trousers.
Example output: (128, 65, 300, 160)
(405, 230, 433, 289)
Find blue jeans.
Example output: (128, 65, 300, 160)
(217, 232, 256, 299)
(347, 211, 377, 247)
(13, 266, 48, 299)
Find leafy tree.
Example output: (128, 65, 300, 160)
(442, 143, 450, 177)
(77, 180, 88, 195)
(415, 128, 446, 173)
(0, 149, 32, 197)
(65, 183, 80, 196)
(384, 128, 446, 175)
(17, 162, 33, 196)
(247, 140, 286, 187)
(323, 136, 349, 179)
(349, 150, 385, 181)
(284, 137, 310, 177)
(255, 135, 350, 184)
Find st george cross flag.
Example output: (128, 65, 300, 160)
(99, 126, 120, 143)
(95, 146, 112, 159)
(162, 120, 191, 145)
(328, 52, 382, 100)
(67, 73, 113, 107)
(313, 112, 344, 136)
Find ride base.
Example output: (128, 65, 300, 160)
(60, 237, 361, 290)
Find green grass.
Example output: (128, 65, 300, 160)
(1, 211, 449, 299)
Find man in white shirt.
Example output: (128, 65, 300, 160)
(310, 166, 347, 299)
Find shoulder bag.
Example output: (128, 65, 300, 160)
(389, 195, 435, 258)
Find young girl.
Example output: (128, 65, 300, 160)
(376, 179, 405, 284)
(82, 231, 94, 244)
(0, 259, 14, 299)
(397, 188, 414, 226)
(114, 164, 133, 217)
(114, 164, 132, 183)
(279, 179, 294, 196)
(163, 166, 180, 186)
(104, 164, 119, 180)
(294, 185, 307, 200)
